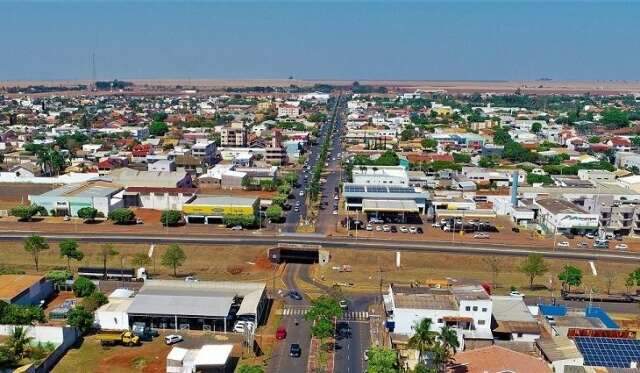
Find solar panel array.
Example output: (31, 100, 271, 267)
(344, 185, 365, 193)
(387, 186, 415, 193)
(575, 337, 640, 368)
(366, 186, 388, 193)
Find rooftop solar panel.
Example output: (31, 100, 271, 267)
(366, 186, 388, 193)
(575, 337, 640, 368)
(344, 185, 365, 193)
(388, 187, 414, 193)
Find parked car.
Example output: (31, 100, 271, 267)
(399, 226, 408, 233)
(473, 233, 490, 239)
(382, 225, 390, 232)
(409, 226, 417, 234)
(585, 233, 595, 239)
(416, 227, 424, 234)
(364, 349, 370, 361)
(615, 243, 629, 250)
(390, 226, 398, 233)
(230, 225, 243, 231)
(512, 227, 520, 233)
(332, 210, 338, 215)
(556, 241, 570, 248)
(290, 343, 302, 358)
(432, 223, 441, 228)
(233, 321, 255, 333)
(165, 335, 183, 345)
(509, 291, 524, 298)
(369, 218, 384, 224)
(276, 326, 287, 340)
(299, 191, 304, 196)
(375, 225, 382, 231)
(366, 224, 373, 231)
(577, 242, 589, 248)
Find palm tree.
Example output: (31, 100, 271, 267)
(438, 325, 459, 354)
(408, 318, 437, 363)
(7, 326, 33, 360)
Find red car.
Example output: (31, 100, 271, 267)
(276, 326, 287, 340)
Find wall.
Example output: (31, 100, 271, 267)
(392, 308, 455, 336)
(13, 279, 54, 306)
(95, 310, 129, 331)
(458, 299, 492, 331)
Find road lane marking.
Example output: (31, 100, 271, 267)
(589, 261, 597, 276)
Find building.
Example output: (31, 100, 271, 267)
(534, 198, 599, 235)
(167, 344, 233, 373)
(182, 195, 259, 224)
(121, 187, 197, 210)
(385, 284, 492, 345)
(352, 165, 409, 186)
(615, 151, 640, 170)
(452, 345, 551, 373)
(148, 159, 176, 172)
(490, 296, 540, 342)
(342, 183, 429, 214)
(110, 167, 193, 188)
(461, 167, 525, 187)
(277, 104, 301, 118)
(577, 169, 615, 182)
(0, 275, 54, 306)
(29, 181, 124, 217)
(190, 141, 217, 165)
(127, 280, 267, 331)
(536, 337, 584, 373)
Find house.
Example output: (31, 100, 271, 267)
(190, 141, 217, 165)
(0, 275, 54, 306)
(615, 151, 640, 170)
(536, 337, 584, 373)
(451, 345, 551, 373)
(490, 296, 540, 342)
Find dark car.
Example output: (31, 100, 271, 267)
(390, 225, 398, 233)
(416, 227, 424, 234)
(289, 291, 303, 300)
(290, 343, 302, 358)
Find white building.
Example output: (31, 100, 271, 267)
(278, 105, 301, 118)
(385, 284, 493, 349)
(534, 198, 599, 234)
(352, 165, 409, 186)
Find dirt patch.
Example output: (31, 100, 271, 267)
(131, 208, 162, 225)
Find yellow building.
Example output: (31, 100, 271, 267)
(183, 195, 259, 224)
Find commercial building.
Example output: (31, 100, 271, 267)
(190, 141, 217, 165)
(342, 183, 429, 213)
(29, 180, 123, 217)
(385, 284, 493, 347)
(0, 275, 54, 306)
(127, 280, 267, 331)
(182, 195, 259, 224)
(110, 167, 193, 188)
(121, 187, 197, 210)
(352, 165, 409, 186)
(534, 198, 599, 235)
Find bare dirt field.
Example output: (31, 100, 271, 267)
(3, 79, 640, 96)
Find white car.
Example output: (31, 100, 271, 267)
(366, 224, 373, 231)
(615, 243, 629, 250)
(234, 321, 255, 333)
(332, 210, 338, 215)
(334, 195, 339, 200)
(473, 233, 490, 239)
(299, 191, 305, 197)
(230, 225, 243, 231)
(556, 241, 570, 248)
(585, 233, 595, 239)
(375, 225, 382, 231)
(509, 291, 524, 298)
(409, 226, 417, 234)
(165, 335, 183, 345)
(432, 223, 441, 228)
(399, 226, 408, 233)
(382, 225, 390, 232)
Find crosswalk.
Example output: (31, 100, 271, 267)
(281, 307, 369, 320)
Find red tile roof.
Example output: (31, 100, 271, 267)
(451, 345, 551, 373)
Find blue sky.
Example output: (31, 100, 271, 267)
(1, 1, 638, 81)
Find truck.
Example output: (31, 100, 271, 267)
(96, 330, 141, 346)
(132, 322, 158, 340)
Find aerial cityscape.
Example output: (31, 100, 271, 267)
(1, 1, 640, 373)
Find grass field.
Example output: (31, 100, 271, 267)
(311, 249, 640, 297)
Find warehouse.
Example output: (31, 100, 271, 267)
(182, 195, 259, 224)
(28, 180, 123, 217)
(126, 280, 267, 332)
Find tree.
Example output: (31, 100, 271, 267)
(493, 126, 512, 145)
(558, 265, 583, 292)
(108, 208, 135, 224)
(438, 325, 459, 355)
(530, 122, 542, 134)
(160, 210, 183, 226)
(149, 121, 169, 136)
(310, 318, 333, 342)
(421, 138, 437, 150)
(10, 204, 47, 221)
(24, 235, 49, 271)
(6, 326, 33, 361)
(72, 276, 96, 297)
(130, 252, 151, 268)
(408, 318, 438, 363)
(478, 156, 496, 168)
(600, 107, 629, 129)
(67, 306, 94, 333)
(588, 136, 601, 144)
(452, 152, 471, 164)
(603, 271, 617, 295)
(631, 136, 640, 148)
(236, 365, 265, 373)
(98, 244, 118, 278)
(265, 205, 283, 222)
(519, 254, 548, 288)
(59, 239, 83, 271)
(482, 256, 502, 289)
(161, 244, 186, 276)
(223, 213, 255, 227)
(366, 346, 398, 373)
(77, 207, 98, 222)
(81, 291, 107, 312)
(305, 296, 343, 323)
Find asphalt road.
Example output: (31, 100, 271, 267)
(3, 231, 640, 263)
(268, 263, 311, 373)
(282, 96, 342, 233)
(335, 295, 373, 373)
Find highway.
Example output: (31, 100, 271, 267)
(2, 231, 640, 262)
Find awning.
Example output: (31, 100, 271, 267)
(362, 199, 419, 213)
(443, 316, 473, 322)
